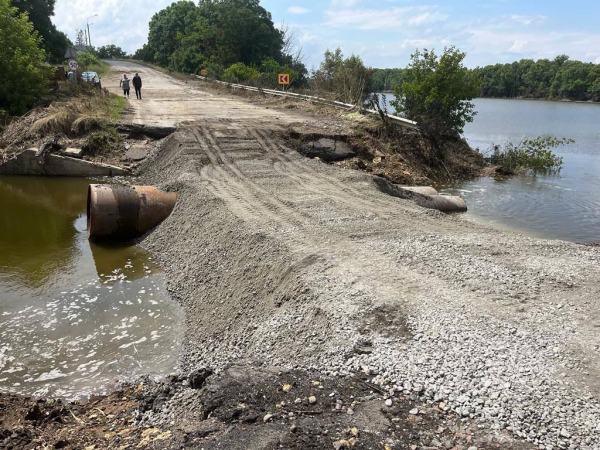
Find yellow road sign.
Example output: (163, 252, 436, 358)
(278, 73, 290, 85)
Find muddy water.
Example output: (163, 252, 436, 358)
(0, 176, 183, 400)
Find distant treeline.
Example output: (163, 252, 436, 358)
(373, 56, 600, 102)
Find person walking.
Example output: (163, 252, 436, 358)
(120, 74, 130, 99)
(132, 73, 143, 100)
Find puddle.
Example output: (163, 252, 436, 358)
(0, 176, 183, 400)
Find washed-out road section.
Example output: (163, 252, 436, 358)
(106, 61, 600, 449)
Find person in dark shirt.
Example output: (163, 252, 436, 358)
(132, 73, 143, 100)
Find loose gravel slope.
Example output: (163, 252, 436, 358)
(108, 62, 600, 450)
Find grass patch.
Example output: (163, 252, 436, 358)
(83, 127, 121, 156)
(88, 61, 110, 78)
(109, 96, 126, 121)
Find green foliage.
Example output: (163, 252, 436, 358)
(204, 58, 225, 79)
(312, 48, 373, 104)
(257, 58, 302, 88)
(372, 68, 406, 92)
(223, 62, 260, 83)
(133, 44, 154, 62)
(137, 0, 305, 79)
(146, 0, 198, 67)
(11, 0, 71, 63)
(97, 45, 128, 59)
(0, 0, 50, 114)
(77, 51, 100, 67)
(84, 127, 121, 156)
(485, 137, 572, 175)
(476, 56, 600, 102)
(391, 47, 481, 142)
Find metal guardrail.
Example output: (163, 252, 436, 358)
(195, 76, 419, 130)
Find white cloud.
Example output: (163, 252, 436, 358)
(595, 56, 600, 64)
(288, 6, 310, 15)
(299, 32, 323, 44)
(52, 0, 172, 53)
(331, 0, 363, 6)
(510, 14, 547, 26)
(325, 6, 447, 30)
(508, 39, 527, 52)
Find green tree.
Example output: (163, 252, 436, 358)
(138, 0, 300, 77)
(392, 47, 481, 143)
(11, 0, 70, 63)
(312, 48, 373, 104)
(475, 54, 599, 102)
(372, 68, 405, 92)
(98, 45, 127, 59)
(0, 0, 50, 114)
(146, 1, 198, 66)
(78, 51, 100, 67)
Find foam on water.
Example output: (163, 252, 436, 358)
(0, 259, 183, 400)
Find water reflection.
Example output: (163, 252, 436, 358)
(0, 175, 183, 400)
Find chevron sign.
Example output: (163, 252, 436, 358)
(278, 73, 290, 85)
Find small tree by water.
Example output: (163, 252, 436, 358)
(391, 47, 481, 144)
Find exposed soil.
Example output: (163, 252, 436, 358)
(0, 363, 532, 450)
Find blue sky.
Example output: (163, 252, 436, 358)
(53, 0, 600, 69)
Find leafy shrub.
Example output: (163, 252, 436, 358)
(78, 51, 100, 67)
(258, 58, 300, 89)
(391, 47, 481, 143)
(223, 63, 260, 83)
(0, 0, 51, 114)
(205, 59, 224, 80)
(485, 136, 572, 175)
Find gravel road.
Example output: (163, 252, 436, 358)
(109, 61, 600, 449)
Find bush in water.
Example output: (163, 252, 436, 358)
(485, 136, 572, 175)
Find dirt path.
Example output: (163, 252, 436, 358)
(104, 60, 300, 127)
(8, 61, 596, 450)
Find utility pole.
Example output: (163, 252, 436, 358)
(87, 14, 98, 48)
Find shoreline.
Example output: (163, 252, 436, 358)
(374, 91, 600, 105)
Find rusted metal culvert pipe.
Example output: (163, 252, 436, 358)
(87, 184, 177, 240)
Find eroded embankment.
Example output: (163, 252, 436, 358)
(132, 121, 600, 450)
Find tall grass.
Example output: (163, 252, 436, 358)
(29, 87, 125, 136)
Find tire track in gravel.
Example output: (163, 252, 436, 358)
(190, 126, 306, 230)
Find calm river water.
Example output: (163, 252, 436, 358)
(381, 95, 600, 242)
(0, 176, 183, 400)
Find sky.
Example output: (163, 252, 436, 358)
(52, 0, 600, 69)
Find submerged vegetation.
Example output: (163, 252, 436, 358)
(485, 137, 572, 175)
